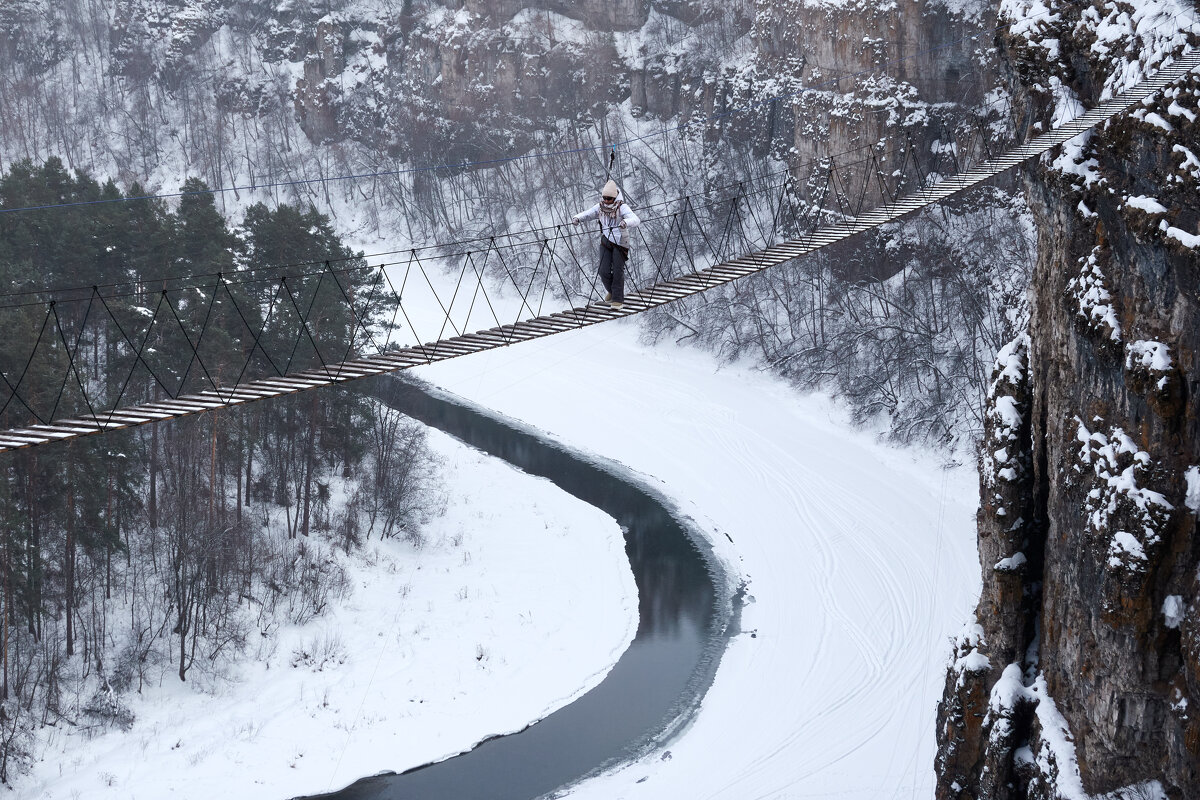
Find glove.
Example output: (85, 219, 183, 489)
(572, 218, 581, 226)
(619, 220, 627, 228)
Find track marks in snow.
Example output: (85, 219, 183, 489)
(419, 324, 981, 800)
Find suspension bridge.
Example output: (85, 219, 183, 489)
(0, 49, 1196, 454)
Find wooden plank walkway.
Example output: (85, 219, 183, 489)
(2, 49, 1196, 454)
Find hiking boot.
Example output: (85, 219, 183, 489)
(605, 292, 612, 302)
(609, 300, 624, 309)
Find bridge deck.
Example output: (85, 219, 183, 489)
(2, 49, 1196, 453)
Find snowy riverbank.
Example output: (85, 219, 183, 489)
(24, 309, 980, 800)
(415, 319, 982, 799)
(21, 429, 636, 799)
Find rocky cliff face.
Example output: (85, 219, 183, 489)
(935, 0, 1200, 797)
(0, 0, 990, 225)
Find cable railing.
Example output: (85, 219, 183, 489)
(0, 47, 1195, 453)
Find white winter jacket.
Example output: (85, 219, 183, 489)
(573, 193, 641, 249)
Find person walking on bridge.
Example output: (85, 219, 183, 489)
(572, 180, 640, 308)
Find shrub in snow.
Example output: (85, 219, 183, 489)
(1066, 246, 1122, 344)
(1073, 417, 1176, 619)
(1123, 339, 1183, 418)
(82, 682, 136, 733)
(1074, 418, 1173, 557)
(289, 630, 347, 672)
(981, 332, 1032, 492)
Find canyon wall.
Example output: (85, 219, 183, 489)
(935, 1, 1200, 797)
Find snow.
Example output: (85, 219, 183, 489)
(988, 662, 1031, 717)
(993, 396, 1023, 432)
(1075, 0, 1200, 102)
(1141, 111, 1175, 131)
(1167, 99, 1197, 121)
(1173, 144, 1200, 177)
(1030, 674, 1088, 800)
(989, 333, 1030, 399)
(24, 429, 637, 799)
(1125, 339, 1173, 372)
(24, 296, 981, 800)
(1124, 195, 1168, 214)
(1186, 466, 1200, 513)
(1161, 221, 1200, 248)
(1096, 781, 1170, 800)
(1050, 77, 1085, 128)
(1074, 418, 1173, 552)
(1050, 132, 1104, 189)
(955, 649, 993, 676)
(1000, 0, 1061, 52)
(953, 621, 992, 683)
(995, 551, 1028, 571)
(414, 321, 982, 800)
(1067, 247, 1122, 341)
(1162, 595, 1185, 628)
(1108, 530, 1147, 565)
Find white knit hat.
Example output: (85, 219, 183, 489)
(601, 179, 620, 199)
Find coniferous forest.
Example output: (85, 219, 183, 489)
(0, 158, 439, 781)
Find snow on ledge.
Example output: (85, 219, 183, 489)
(1108, 530, 1148, 566)
(1096, 781, 1171, 800)
(1030, 674, 1089, 800)
(1162, 595, 1185, 629)
(994, 551, 1028, 572)
(1186, 466, 1200, 513)
(1123, 195, 1168, 214)
(1161, 220, 1200, 248)
(1125, 339, 1173, 372)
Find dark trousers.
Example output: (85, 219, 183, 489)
(598, 239, 627, 302)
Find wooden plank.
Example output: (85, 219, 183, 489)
(142, 400, 214, 414)
(552, 309, 608, 325)
(213, 387, 284, 400)
(9, 428, 71, 441)
(26, 422, 105, 435)
(447, 334, 497, 349)
(513, 320, 562, 335)
(706, 266, 757, 278)
(248, 379, 316, 392)
(427, 340, 479, 355)
(366, 353, 427, 368)
(195, 390, 262, 402)
(462, 330, 515, 346)
(641, 286, 696, 302)
(485, 326, 539, 342)
(86, 411, 171, 424)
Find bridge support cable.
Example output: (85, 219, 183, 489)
(0, 49, 1196, 453)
